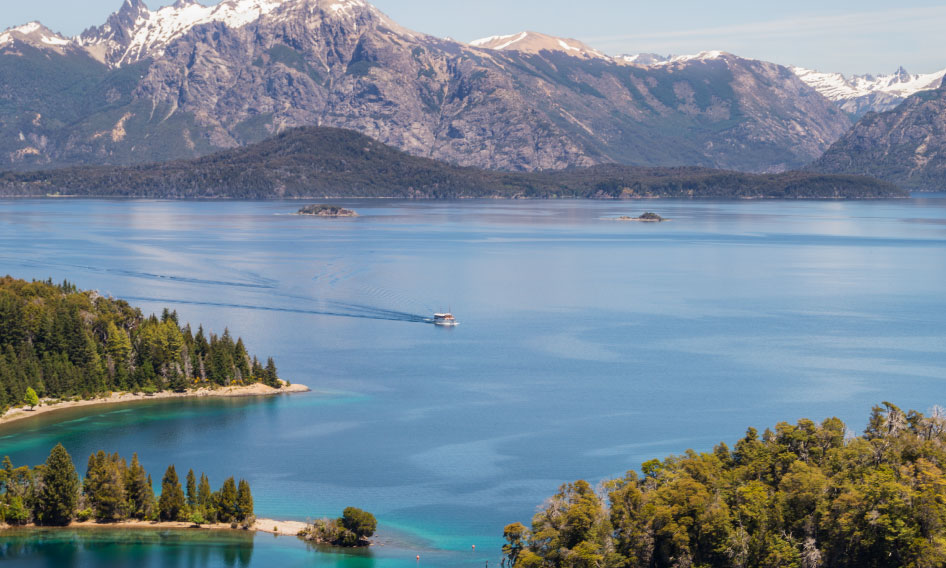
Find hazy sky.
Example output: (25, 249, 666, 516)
(3, 0, 944, 75)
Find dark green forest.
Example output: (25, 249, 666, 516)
(0, 276, 281, 413)
(0, 444, 253, 527)
(503, 402, 946, 568)
(0, 127, 905, 200)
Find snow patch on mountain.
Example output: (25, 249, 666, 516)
(0, 21, 74, 52)
(620, 51, 731, 66)
(469, 31, 608, 59)
(84, 0, 285, 65)
(71, 0, 391, 67)
(791, 65, 946, 116)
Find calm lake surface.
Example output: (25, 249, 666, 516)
(0, 197, 945, 566)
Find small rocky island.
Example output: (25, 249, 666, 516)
(297, 204, 358, 217)
(613, 212, 667, 222)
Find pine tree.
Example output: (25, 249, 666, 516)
(264, 357, 279, 388)
(216, 477, 238, 523)
(236, 479, 254, 522)
(157, 465, 185, 521)
(38, 443, 79, 526)
(186, 469, 197, 508)
(93, 454, 127, 521)
(84, 451, 106, 516)
(197, 473, 213, 521)
(126, 453, 154, 520)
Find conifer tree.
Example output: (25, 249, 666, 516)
(186, 469, 197, 509)
(216, 477, 238, 523)
(93, 454, 127, 521)
(157, 465, 185, 521)
(264, 357, 279, 388)
(198, 472, 213, 520)
(37, 443, 78, 526)
(236, 479, 254, 521)
(126, 453, 154, 520)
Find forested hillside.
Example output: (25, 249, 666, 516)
(503, 402, 946, 568)
(0, 277, 281, 413)
(0, 127, 906, 200)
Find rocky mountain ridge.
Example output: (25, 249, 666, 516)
(1, 0, 850, 173)
(811, 77, 946, 191)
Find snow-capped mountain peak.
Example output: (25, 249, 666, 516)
(470, 31, 609, 60)
(790, 65, 946, 116)
(79, 0, 288, 66)
(619, 50, 734, 67)
(75, 0, 392, 67)
(0, 21, 74, 53)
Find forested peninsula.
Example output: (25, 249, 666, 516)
(0, 444, 254, 528)
(0, 277, 304, 420)
(0, 127, 906, 200)
(503, 402, 946, 568)
(1, 444, 377, 548)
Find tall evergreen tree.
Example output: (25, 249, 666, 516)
(236, 479, 254, 522)
(216, 477, 238, 523)
(264, 357, 279, 388)
(157, 465, 185, 522)
(126, 453, 154, 520)
(94, 454, 127, 521)
(186, 469, 197, 508)
(197, 472, 213, 520)
(37, 443, 78, 526)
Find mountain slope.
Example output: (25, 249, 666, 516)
(0, 126, 905, 199)
(811, 78, 946, 191)
(2, 0, 851, 173)
(792, 65, 946, 117)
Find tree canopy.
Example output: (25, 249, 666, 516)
(503, 402, 946, 568)
(0, 276, 281, 414)
(0, 446, 253, 527)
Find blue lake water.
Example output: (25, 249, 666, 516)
(0, 197, 945, 566)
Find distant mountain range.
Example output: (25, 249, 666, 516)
(0, 0, 942, 187)
(620, 52, 945, 118)
(0, 126, 904, 199)
(811, 78, 946, 191)
(790, 66, 946, 118)
(0, 0, 849, 174)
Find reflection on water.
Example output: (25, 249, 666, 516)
(0, 529, 255, 568)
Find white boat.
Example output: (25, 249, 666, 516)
(433, 312, 458, 326)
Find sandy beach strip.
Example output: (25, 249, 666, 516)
(0, 382, 311, 427)
(2, 518, 309, 536)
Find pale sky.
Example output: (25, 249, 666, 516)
(2, 0, 945, 75)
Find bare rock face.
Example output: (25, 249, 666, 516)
(812, 79, 946, 190)
(1, 0, 852, 173)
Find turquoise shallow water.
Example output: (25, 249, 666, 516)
(0, 196, 945, 566)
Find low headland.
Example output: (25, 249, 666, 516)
(296, 204, 358, 217)
(0, 444, 375, 548)
(0, 276, 305, 427)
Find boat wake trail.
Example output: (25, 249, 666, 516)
(124, 297, 432, 324)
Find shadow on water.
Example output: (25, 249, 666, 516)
(0, 528, 255, 568)
(124, 297, 433, 324)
